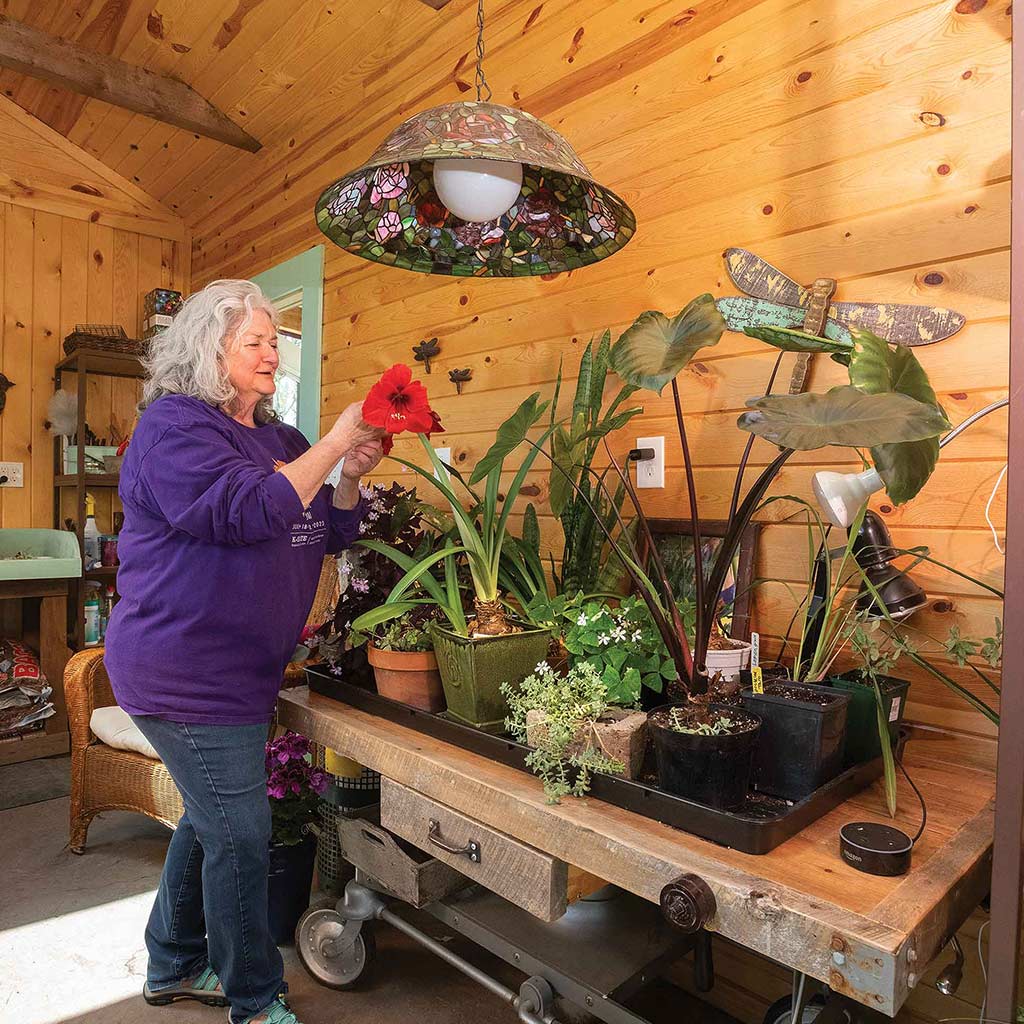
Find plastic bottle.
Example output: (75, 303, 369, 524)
(84, 585, 101, 647)
(99, 585, 115, 641)
(83, 494, 100, 569)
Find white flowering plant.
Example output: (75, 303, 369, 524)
(563, 596, 687, 704)
(502, 661, 625, 803)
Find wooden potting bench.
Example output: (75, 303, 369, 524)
(277, 686, 994, 1019)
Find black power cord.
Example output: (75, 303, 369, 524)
(896, 754, 928, 845)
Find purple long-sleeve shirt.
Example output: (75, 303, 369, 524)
(104, 394, 361, 724)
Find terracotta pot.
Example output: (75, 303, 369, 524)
(367, 645, 446, 712)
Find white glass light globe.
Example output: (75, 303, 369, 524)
(432, 158, 523, 223)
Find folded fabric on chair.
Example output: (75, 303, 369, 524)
(89, 705, 161, 760)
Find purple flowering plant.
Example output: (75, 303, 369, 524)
(265, 732, 328, 846)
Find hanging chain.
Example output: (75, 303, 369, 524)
(474, 0, 493, 102)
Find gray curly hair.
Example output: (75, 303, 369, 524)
(141, 279, 279, 423)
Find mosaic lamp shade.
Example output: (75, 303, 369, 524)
(314, 101, 636, 278)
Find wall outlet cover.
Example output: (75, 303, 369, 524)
(434, 447, 452, 481)
(635, 437, 665, 488)
(0, 462, 24, 487)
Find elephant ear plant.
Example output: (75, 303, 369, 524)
(538, 297, 951, 733)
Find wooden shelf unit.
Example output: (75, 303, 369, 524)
(53, 346, 143, 651)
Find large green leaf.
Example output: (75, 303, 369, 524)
(589, 329, 613, 424)
(737, 385, 951, 451)
(609, 294, 725, 395)
(743, 324, 853, 358)
(470, 392, 549, 483)
(572, 341, 594, 424)
(549, 424, 584, 518)
(847, 329, 949, 505)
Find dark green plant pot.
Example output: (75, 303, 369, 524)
(429, 622, 550, 733)
(829, 673, 910, 767)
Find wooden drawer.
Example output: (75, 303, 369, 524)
(337, 814, 468, 908)
(380, 777, 575, 922)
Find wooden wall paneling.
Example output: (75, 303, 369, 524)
(85, 221, 114, 534)
(111, 228, 140, 525)
(3, 204, 33, 528)
(30, 210, 61, 530)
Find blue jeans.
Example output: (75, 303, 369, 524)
(131, 716, 283, 1023)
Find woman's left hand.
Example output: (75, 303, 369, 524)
(341, 440, 384, 480)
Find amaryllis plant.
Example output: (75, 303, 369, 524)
(265, 732, 328, 846)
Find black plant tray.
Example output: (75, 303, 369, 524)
(305, 666, 887, 856)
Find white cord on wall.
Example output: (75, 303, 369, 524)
(978, 917, 990, 1024)
(984, 465, 1008, 555)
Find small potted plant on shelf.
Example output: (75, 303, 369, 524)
(364, 606, 445, 712)
(265, 732, 328, 945)
(503, 660, 646, 802)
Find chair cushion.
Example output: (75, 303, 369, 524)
(89, 705, 161, 761)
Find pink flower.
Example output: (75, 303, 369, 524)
(587, 192, 617, 236)
(520, 188, 562, 238)
(452, 218, 504, 248)
(374, 211, 403, 242)
(445, 112, 516, 146)
(370, 163, 410, 203)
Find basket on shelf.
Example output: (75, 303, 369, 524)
(63, 325, 143, 357)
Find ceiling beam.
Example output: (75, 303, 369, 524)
(0, 15, 261, 153)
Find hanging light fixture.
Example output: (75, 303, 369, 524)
(314, 0, 636, 277)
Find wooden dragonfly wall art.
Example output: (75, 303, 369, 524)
(714, 248, 966, 393)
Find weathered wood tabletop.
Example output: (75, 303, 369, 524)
(278, 687, 994, 1017)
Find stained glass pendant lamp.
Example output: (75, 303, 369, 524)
(314, 0, 636, 278)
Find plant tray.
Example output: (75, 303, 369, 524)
(306, 666, 889, 856)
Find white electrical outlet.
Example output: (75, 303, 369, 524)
(434, 447, 452, 482)
(635, 437, 665, 489)
(0, 462, 24, 487)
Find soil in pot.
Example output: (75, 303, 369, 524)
(648, 702, 761, 811)
(267, 835, 317, 945)
(829, 673, 910, 766)
(430, 622, 550, 733)
(525, 706, 648, 779)
(741, 682, 851, 801)
(367, 644, 445, 713)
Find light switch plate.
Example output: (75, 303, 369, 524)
(434, 447, 452, 481)
(635, 437, 665, 488)
(326, 459, 344, 488)
(0, 462, 24, 487)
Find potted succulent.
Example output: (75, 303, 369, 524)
(353, 390, 555, 731)
(364, 607, 444, 712)
(265, 732, 328, 945)
(647, 703, 761, 810)
(530, 299, 950, 808)
(503, 661, 646, 802)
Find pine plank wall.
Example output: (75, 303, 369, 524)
(167, 0, 1007, 1019)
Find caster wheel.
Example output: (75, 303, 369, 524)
(295, 902, 376, 990)
(763, 993, 826, 1024)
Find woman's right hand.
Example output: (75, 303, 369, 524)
(328, 402, 386, 453)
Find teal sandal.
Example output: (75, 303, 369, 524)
(235, 999, 302, 1024)
(143, 964, 229, 1007)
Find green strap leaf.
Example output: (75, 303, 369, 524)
(744, 324, 853, 357)
(470, 392, 549, 484)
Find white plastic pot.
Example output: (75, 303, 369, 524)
(705, 641, 752, 685)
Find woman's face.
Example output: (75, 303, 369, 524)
(224, 308, 279, 405)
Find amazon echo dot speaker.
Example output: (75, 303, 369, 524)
(839, 821, 913, 876)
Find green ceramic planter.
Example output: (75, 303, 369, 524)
(829, 673, 910, 766)
(429, 623, 550, 732)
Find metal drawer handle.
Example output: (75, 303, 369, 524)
(427, 818, 481, 863)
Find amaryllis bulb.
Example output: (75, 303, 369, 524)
(432, 158, 523, 223)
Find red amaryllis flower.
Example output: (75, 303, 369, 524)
(415, 192, 448, 228)
(363, 364, 435, 439)
(381, 409, 442, 456)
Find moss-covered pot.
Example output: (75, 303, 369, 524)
(429, 622, 550, 732)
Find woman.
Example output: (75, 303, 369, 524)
(105, 279, 384, 1024)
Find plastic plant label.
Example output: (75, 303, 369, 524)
(889, 696, 902, 722)
(752, 666, 764, 694)
(751, 631, 760, 668)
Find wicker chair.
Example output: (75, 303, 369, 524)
(67, 557, 340, 853)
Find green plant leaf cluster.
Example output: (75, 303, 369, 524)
(502, 661, 626, 803)
(371, 610, 434, 653)
(564, 596, 679, 703)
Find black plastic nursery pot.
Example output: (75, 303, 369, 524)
(741, 681, 851, 802)
(429, 622, 550, 733)
(648, 702, 762, 811)
(267, 834, 317, 945)
(828, 673, 910, 767)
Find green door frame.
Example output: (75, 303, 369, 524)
(253, 245, 325, 443)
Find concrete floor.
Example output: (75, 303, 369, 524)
(1, 763, 734, 1024)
